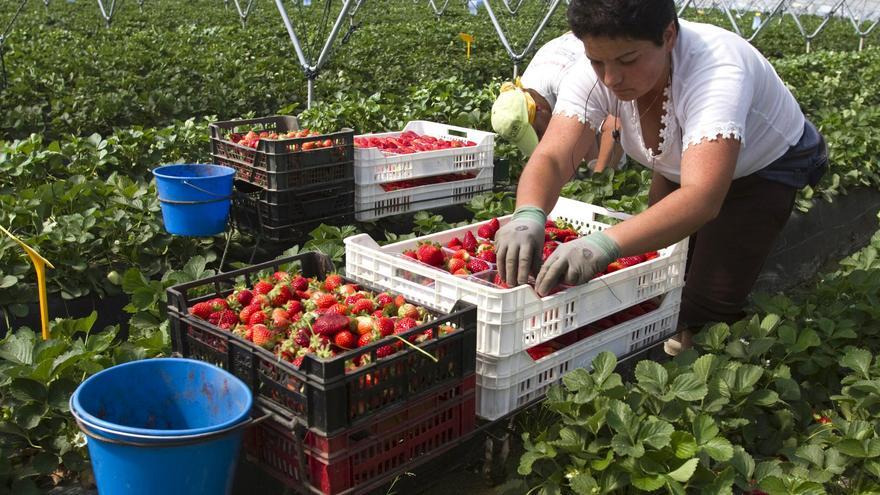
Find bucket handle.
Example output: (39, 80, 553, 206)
(70, 403, 271, 448)
(158, 180, 233, 205)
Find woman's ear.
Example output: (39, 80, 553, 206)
(664, 21, 677, 50)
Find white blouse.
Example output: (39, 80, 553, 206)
(554, 19, 805, 183)
(521, 32, 586, 110)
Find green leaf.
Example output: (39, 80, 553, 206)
(31, 452, 59, 476)
(611, 433, 645, 458)
(9, 378, 48, 403)
(774, 377, 801, 401)
(704, 466, 735, 495)
(606, 400, 636, 438)
(749, 389, 779, 407)
(693, 415, 719, 444)
(121, 267, 151, 293)
(666, 458, 698, 483)
(842, 348, 873, 377)
(0, 275, 16, 288)
(48, 378, 78, 411)
(591, 449, 614, 471)
(13, 402, 48, 430)
(563, 368, 594, 393)
(518, 451, 546, 475)
(795, 445, 825, 466)
(670, 431, 698, 459)
(0, 329, 36, 365)
(635, 360, 668, 395)
(703, 437, 735, 462)
(669, 373, 708, 401)
(569, 472, 599, 494)
(761, 314, 782, 332)
(734, 365, 763, 393)
(730, 446, 755, 479)
(638, 418, 674, 450)
(692, 354, 718, 383)
(631, 474, 666, 491)
(591, 352, 617, 386)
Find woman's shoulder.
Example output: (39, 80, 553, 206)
(676, 19, 760, 64)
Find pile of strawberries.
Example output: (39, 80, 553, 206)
(397, 217, 661, 291)
(226, 128, 334, 151)
(187, 272, 455, 372)
(525, 299, 661, 361)
(354, 130, 477, 155)
(380, 172, 478, 192)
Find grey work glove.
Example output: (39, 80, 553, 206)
(495, 206, 547, 287)
(534, 231, 620, 297)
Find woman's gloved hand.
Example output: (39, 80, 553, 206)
(534, 231, 620, 296)
(495, 206, 547, 287)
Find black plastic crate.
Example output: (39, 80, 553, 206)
(230, 180, 355, 242)
(166, 251, 478, 437)
(210, 115, 355, 190)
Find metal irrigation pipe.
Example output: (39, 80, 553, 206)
(787, 0, 846, 52)
(482, 0, 563, 78)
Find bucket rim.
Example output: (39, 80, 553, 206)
(71, 358, 253, 438)
(152, 164, 235, 180)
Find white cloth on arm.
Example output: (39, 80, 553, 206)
(552, 19, 805, 183)
(520, 32, 587, 110)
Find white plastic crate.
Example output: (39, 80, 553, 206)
(344, 197, 688, 357)
(354, 121, 495, 186)
(354, 167, 494, 221)
(476, 288, 682, 420)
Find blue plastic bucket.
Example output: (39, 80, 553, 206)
(152, 164, 235, 236)
(71, 358, 256, 495)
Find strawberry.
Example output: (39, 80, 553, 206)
(294, 329, 311, 347)
(416, 242, 445, 267)
(334, 330, 356, 350)
(269, 284, 292, 307)
(555, 229, 579, 242)
(477, 223, 496, 240)
(606, 261, 624, 273)
(251, 324, 276, 349)
(476, 250, 496, 263)
(286, 300, 303, 315)
(618, 255, 647, 267)
(354, 315, 374, 335)
(291, 276, 310, 292)
(351, 298, 375, 315)
(446, 237, 463, 249)
(248, 309, 268, 326)
(235, 289, 254, 307)
(545, 219, 557, 228)
(376, 345, 395, 358)
(312, 313, 351, 336)
(402, 249, 418, 260)
(488, 217, 500, 232)
(375, 317, 394, 337)
(313, 292, 338, 310)
(453, 268, 470, 276)
(542, 241, 558, 261)
(239, 304, 262, 324)
(446, 257, 467, 274)
(466, 258, 490, 273)
(328, 303, 350, 315)
(452, 249, 471, 261)
(358, 332, 375, 348)
(375, 292, 394, 309)
(397, 303, 420, 320)
(462, 231, 478, 253)
(272, 271, 289, 283)
(253, 280, 274, 295)
(189, 302, 213, 320)
(545, 227, 563, 241)
(324, 274, 344, 292)
(345, 293, 366, 305)
(492, 273, 510, 289)
(217, 310, 239, 330)
(338, 284, 358, 297)
(271, 308, 291, 330)
(208, 298, 228, 312)
(644, 251, 660, 260)
(292, 355, 304, 368)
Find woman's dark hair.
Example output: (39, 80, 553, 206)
(567, 0, 679, 46)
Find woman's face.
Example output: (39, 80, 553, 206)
(582, 24, 675, 102)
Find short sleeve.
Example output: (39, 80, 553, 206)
(552, 58, 607, 132)
(677, 56, 755, 151)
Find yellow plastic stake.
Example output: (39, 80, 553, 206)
(459, 33, 474, 60)
(0, 225, 55, 340)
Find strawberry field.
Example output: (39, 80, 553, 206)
(1, 0, 880, 494)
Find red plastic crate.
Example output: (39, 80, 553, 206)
(245, 375, 476, 495)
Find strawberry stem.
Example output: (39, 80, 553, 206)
(391, 335, 439, 362)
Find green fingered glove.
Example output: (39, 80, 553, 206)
(534, 231, 620, 296)
(495, 206, 547, 287)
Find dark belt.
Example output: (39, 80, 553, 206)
(755, 119, 828, 189)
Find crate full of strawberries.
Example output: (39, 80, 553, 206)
(345, 197, 688, 359)
(353, 120, 495, 187)
(209, 115, 355, 190)
(167, 251, 477, 436)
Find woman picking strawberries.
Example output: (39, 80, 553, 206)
(494, 0, 828, 352)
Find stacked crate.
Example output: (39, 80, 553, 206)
(353, 121, 495, 221)
(343, 198, 688, 420)
(167, 252, 477, 494)
(210, 115, 355, 242)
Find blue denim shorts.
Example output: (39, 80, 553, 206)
(755, 120, 828, 189)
